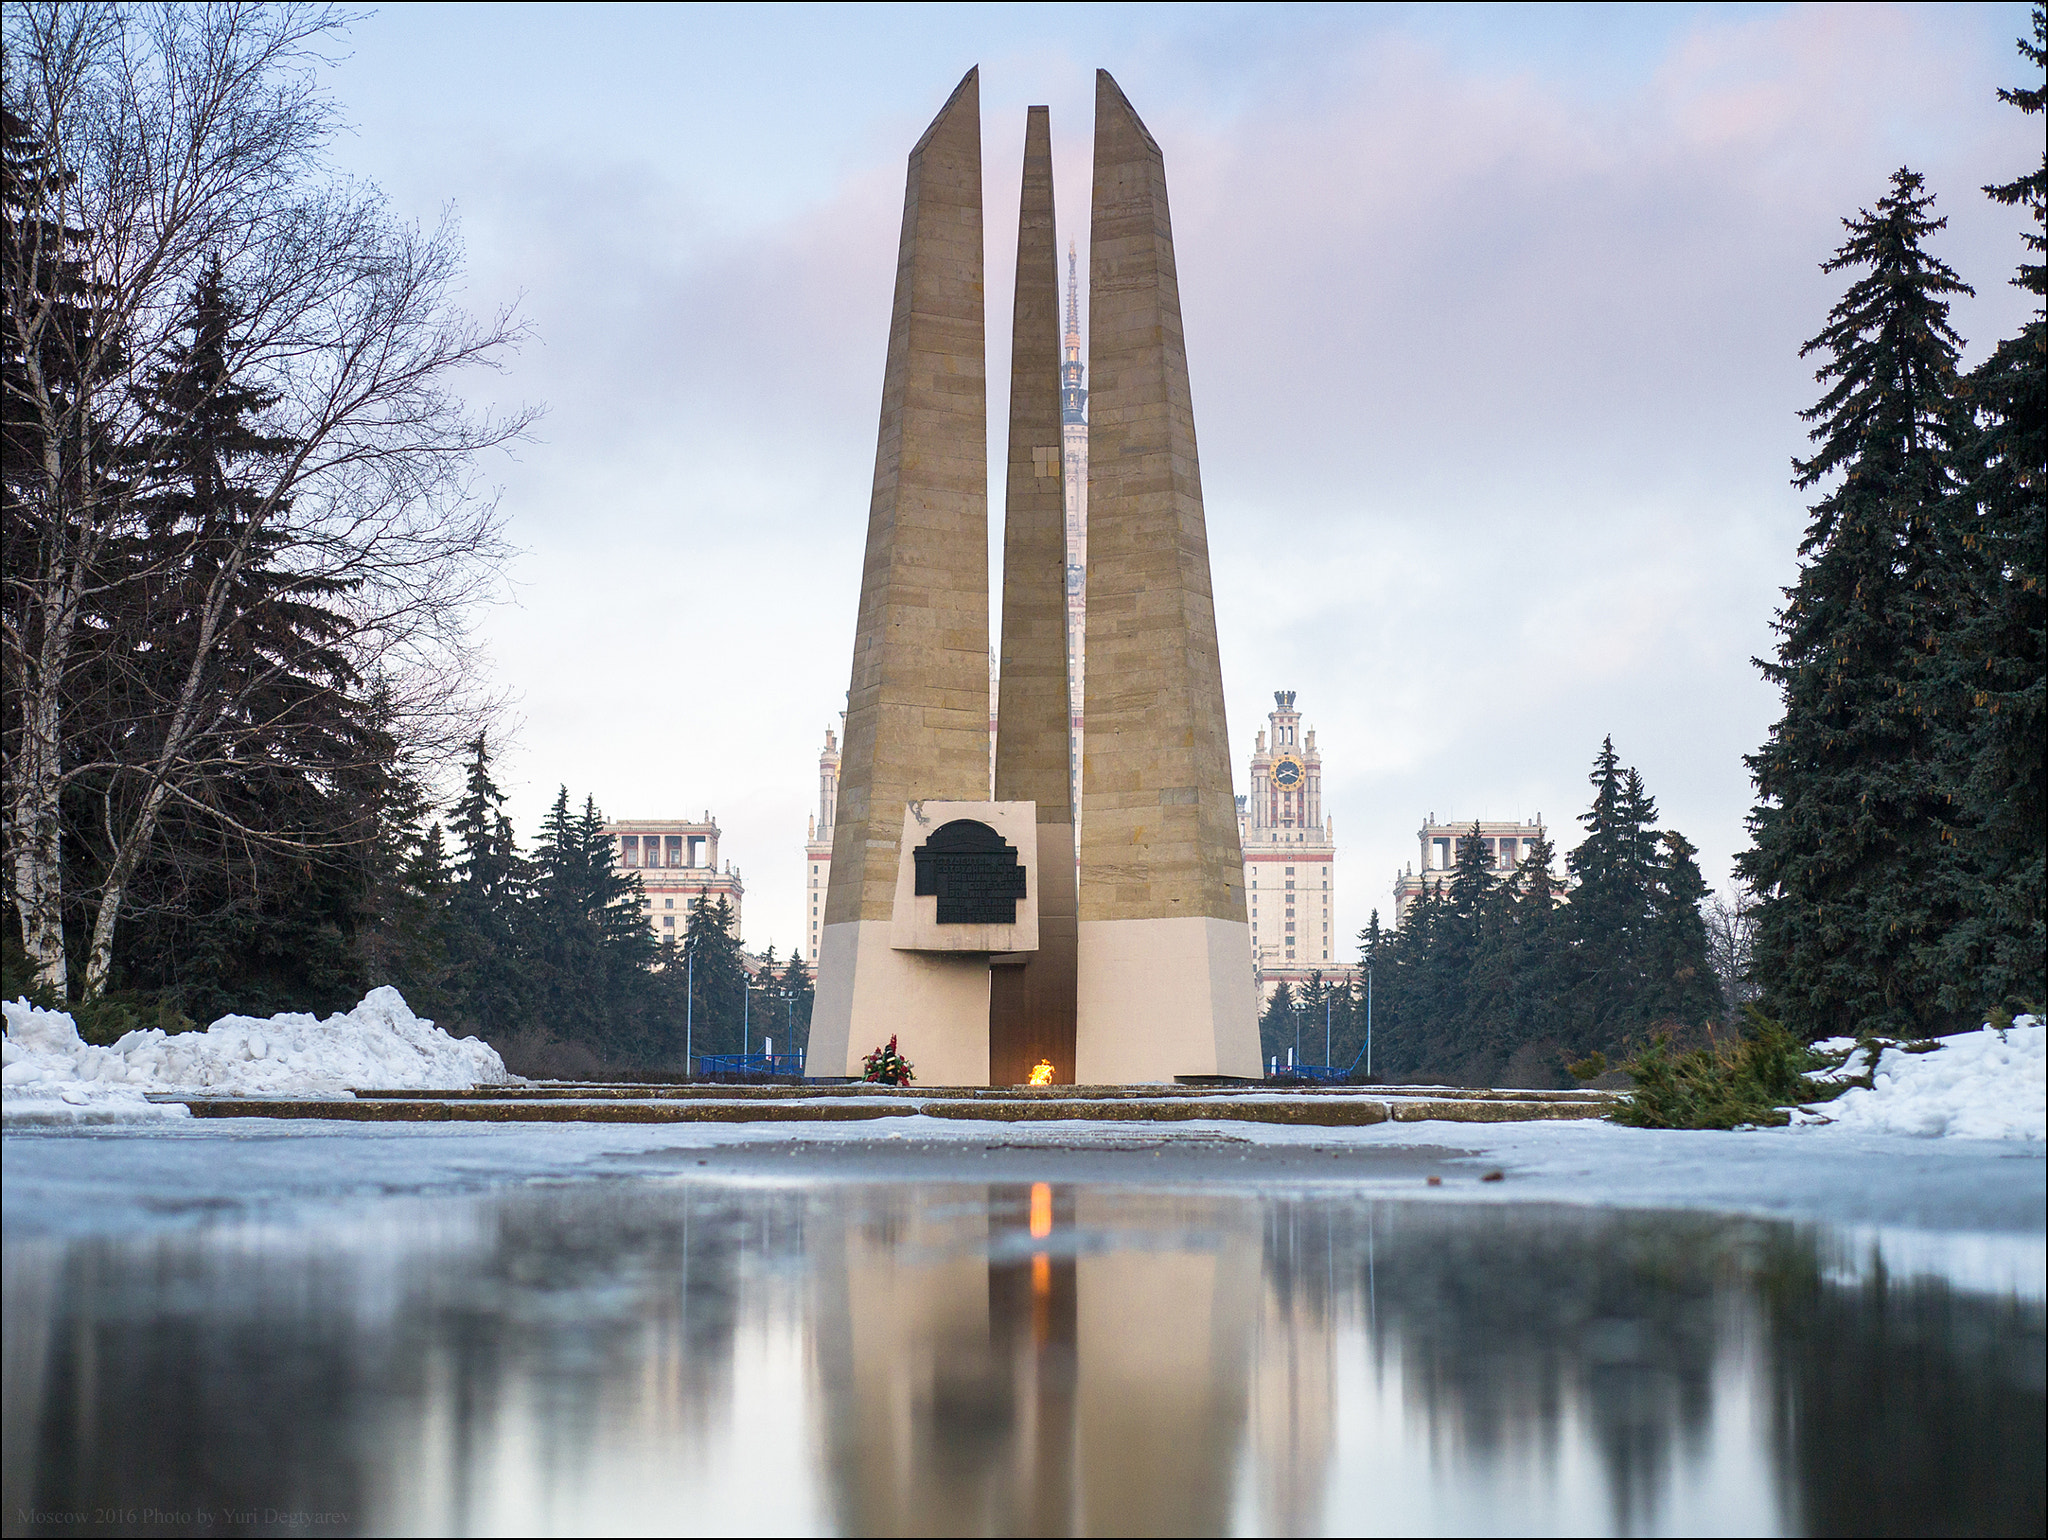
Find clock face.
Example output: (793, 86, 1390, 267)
(1273, 756, 1304, 789)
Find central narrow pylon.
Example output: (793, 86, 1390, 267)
(810, 68, 993, 1084)
(991, 105, 1078, 1086)
(1076, 71, 1261, 1080)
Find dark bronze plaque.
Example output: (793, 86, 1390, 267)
(913, 819, 1028, 924)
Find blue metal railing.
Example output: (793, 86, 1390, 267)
(1271, 1063, 1350, 1085)
(695, 1052, 807, 1080)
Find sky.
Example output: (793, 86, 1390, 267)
(311, 2, 2041, 961)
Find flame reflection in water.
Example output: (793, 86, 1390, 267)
(4, 1180, 2042, 1537)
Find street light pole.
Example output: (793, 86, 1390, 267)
(1365, 957, 1374, 1081)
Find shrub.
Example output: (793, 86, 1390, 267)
(1611, 1011, 1836, 1130)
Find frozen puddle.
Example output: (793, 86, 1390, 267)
(4, 1122, 2043, 1536)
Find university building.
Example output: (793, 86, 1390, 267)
(1237, 691, 1355, 1003)
(1061, 241, 1088, 820)
(1390, 816, 1550, 923)
(803, 724, 842, 967)
(603, 816, 744, 941)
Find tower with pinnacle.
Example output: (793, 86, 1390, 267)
(1061, 240, 1088, 822)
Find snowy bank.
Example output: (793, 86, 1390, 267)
(3, 987, 509, 1125)
(1799, 1018, 2044, 1141)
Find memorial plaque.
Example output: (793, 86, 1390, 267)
(913, 820, 1029, 924)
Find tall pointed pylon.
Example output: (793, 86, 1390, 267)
(991, 105, 1078, 1086)
(1077, 70, 1260, 1080)
(811, 68, 993, 1084)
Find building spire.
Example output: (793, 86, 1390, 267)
(1065, 240, 1081, 353)
(1061, 239, 1087, 425)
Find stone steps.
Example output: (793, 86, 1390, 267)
(158, 1087, 1617, 1126)
(343, 1082, 1614, 1104)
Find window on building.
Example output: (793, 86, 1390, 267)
(665, 898, 674, 909)
(1285, 867, 1294, 876)
(662, 915, 675, 928)
(621, 835, 639, 866)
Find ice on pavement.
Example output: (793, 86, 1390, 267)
(1801, 1017, 2044, 1141)
(2, 987, 508, 1124)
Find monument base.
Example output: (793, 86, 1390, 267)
(1074, 917, 1263, 1083)
(988, 820, 1077, 1085)
(810, 920, 992, 1086)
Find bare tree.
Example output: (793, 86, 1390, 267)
(1702, 884, 1761, 1027)
(3, 3, 531, 997)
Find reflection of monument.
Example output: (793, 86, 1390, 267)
(810, 1184, 1269, 1536)
(810, 69, 1258, 1085)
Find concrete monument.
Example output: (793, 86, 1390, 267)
(990, 105, 1079, 1086)
(809, 69, 1008, 1086)
(1074, 71, 1261, 1081)
(814, 70, 1260, 1085)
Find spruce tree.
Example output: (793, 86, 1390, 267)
(777, 949, 815, 1061)
(385, 820, 454, 1014)
(1939, 10, 2046, 1013)
(81, 259, 377, 1016)
(1258, 979, 1296, 1068)
(577, 796, 654, 963)
(1381, 882, 1446, 1077)
(1643, 831, 1721, 1029)
(682, 893, 747, 1056)
(527, 790, 657, 1063)
(1505, 830, 1570, 1059)
(1567, 738, 1650, 1042)
(1449, 825, 1511, 1070)
(443, 734, 530, 1037)
(1740, 169, 1976, 1039)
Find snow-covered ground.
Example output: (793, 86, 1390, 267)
(1799, 1018, 2043, 1140)
(2, 987, 508, 1124)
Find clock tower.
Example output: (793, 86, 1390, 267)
(1237, 690, 1348, 1001)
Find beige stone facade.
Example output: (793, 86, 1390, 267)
(1236, 690, 1355, 1003)
(1075, 70, 1260, 1081)
(811, 68, 994, 1081)
(1392, 815, 1551, 923)
(603, 816, 743, 941)
(802, 723, 841, 968)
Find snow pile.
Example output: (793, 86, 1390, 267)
(3, 986, 509, 1124)
(1800, 1017, 2045, 1140)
